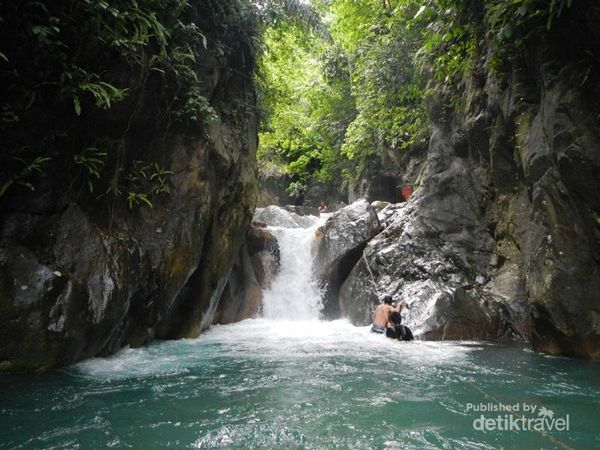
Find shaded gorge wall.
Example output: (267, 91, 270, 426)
(0, 1, 259, 372)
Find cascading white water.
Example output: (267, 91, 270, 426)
(54, 209, 596, 450)
(260, 214, 326, 321)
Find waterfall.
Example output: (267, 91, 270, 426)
(260, 212, 325, 321)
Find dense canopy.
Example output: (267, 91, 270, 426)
(0, 0, 577, 202)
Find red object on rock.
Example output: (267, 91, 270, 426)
(401, 186, 413, 201)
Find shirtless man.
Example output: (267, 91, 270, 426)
(371, 295, 407, 333)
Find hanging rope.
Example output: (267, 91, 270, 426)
(363, 252, 411, 310)
(362, 252, 382, 295)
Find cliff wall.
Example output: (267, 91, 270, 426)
(0, 2, 258, 371)
(338, 1, 600, 358)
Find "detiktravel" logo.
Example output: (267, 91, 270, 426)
(466, 402, 570, 432)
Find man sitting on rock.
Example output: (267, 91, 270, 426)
(385, 311, 414, 341)
(371, 295, 406, 333)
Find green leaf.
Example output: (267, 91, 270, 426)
(414, 5, 427, 19)
(0, 180, 14, 198)
(73, 95, 81, 116)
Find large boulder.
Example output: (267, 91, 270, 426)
(214, 225, 280, 324)
(339, 129, 519, 340)
(246, 225, 280, 290)
(314, 199, 381, 318)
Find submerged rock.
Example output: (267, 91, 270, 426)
(314, 199, 381, 318)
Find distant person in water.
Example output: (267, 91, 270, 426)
(371, 295, 406, 333)
(385, 311, 414, 341)
(318, 201, 328, 213)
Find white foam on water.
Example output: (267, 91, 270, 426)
(72, 208, 477, 380)
(199, 318, 478, 365)
(71, 344, 192, 380)
(72, 318, 477, 380)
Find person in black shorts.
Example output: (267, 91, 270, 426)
(385, 311, 414, 341)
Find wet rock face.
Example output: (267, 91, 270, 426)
(349, 4, 599, 356)
(283, 205, 319, 217)
(473, 5, 600, 358)
(338, 135, 517, 340)
(482, 1, 600, 359)
(512, 75, 600, 359)
(313, 200, 381, 318)
(214, 225, 280, 324)
(336, 4, 600, 358)
(246, 226, 280, 290)
(256, 166, 293, 208)
(338, 80, 600, 348)
(0, 42, 258, 372)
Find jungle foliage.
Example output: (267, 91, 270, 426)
(0, 0, 577, 205)
(256, 0, 576, 195)
(256, 0, 428, 194)
(413, 0, 576, 103)
(0, 0, 258, 210)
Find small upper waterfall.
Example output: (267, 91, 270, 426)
(254, 206, 326, 321)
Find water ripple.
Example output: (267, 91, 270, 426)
(2, 319, 599, 449)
